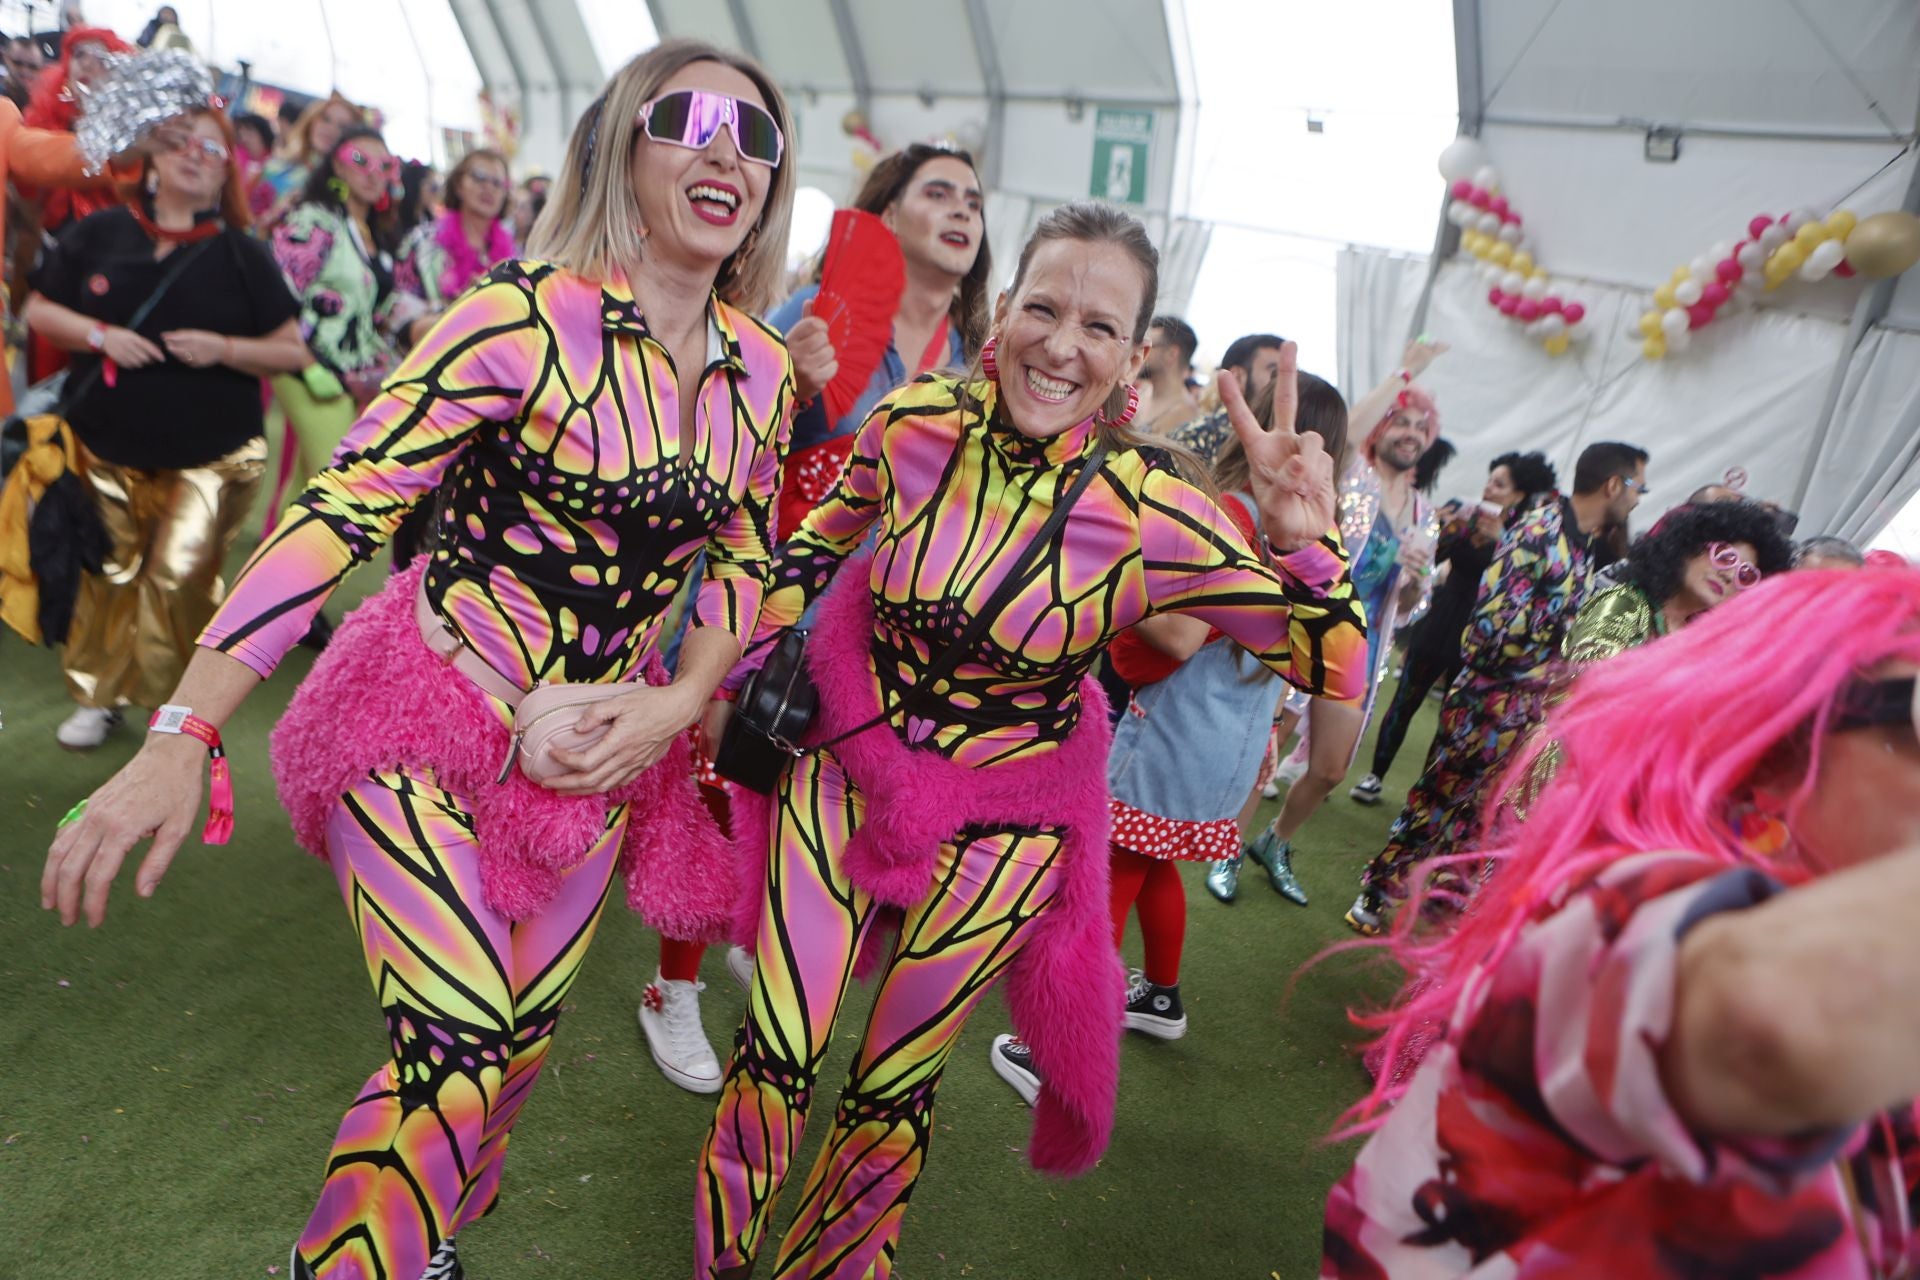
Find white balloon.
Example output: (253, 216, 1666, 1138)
(1674, 279, 1704, 306)
(1710, 240, 1736, 261)
(1537, 313, 1568, 338)
(1525, 317, 1549, 338)
(1661, 307, 1691, 337)
(1472, 165, 1499, 190)
(1498, 222, 1524, 244)
(1522, 275, 1549, 299)
(1799, 237, 1847, 281)
(1667, 326, 1692, 352)
(1759, 225, 1791, 252)
(1501, 271, 1526, 293)
(1736, 242, 1768, 271)
(1476, 212, 1502, 235)
(1446, 200, 1472, 226)
(1690, 255, 1718, 282)
(1789, 206, 1821, 230)
(1438, 136, 1492, 183)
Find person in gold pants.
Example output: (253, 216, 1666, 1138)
(23, 106, 309, 749)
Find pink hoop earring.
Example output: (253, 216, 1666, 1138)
(1097, 383, 1141, 429)
(981, 335, 999, 380)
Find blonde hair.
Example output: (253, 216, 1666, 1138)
(527, 40, 796, 314)
(283, 92, 360, 164)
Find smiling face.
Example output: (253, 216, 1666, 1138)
(151, 113, 229, 210)
(991, 237, 1149, 440)
(884, 155, 982, 282)
(1375, 408, 1428, 474)
(1484, 464, 1519, 508)
(629, 61, 774, 278)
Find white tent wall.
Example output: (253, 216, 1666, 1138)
(1341, 248, 1876, 531)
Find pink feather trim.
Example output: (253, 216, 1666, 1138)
(433, 209, 515, 298)
(725, 554, 1124, 1175)
(268, 564, 735, 935)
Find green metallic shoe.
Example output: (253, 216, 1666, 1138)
(1204, 852, 1242, 903)
(1245, 828, 1309, 907)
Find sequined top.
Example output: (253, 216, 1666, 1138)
(201, 261, 792, 693)
(1562, 582, 1664, 665)
(748, 373, 1368, 769)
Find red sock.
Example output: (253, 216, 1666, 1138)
(1137, 860, 1186, 987)
(660, 935, 706, 983)
(1109, 844, 1152, 949)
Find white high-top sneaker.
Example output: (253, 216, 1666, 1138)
(725, 944, 754, 992)
(56, 706, 122, 751)
(638, 971, 722, 1094)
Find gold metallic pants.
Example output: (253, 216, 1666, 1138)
(63, 437, 267, 709)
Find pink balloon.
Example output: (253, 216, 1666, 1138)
(1562, 302, 1586, 325)
(1687, 302, 1716, 329)
(1507, 211, 1523, 227)
(1515, 300, 1541, 321)
(1748, 214, 1774, 238)
(1498, 296, 1521, 316)
(1701, 282, 1730, 306)
(1836, 260, 1857, 278)
(1450, 179, 1473, 200)
(1489, 196, 1510, 218)
(1488, 287, 1504, 306)
(1715, 258, 1743, 283)
(1540, 295, 1564, 313)
(1467, 186, 1490, 208)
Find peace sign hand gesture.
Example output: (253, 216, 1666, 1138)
(1220, 341, 1337, 553)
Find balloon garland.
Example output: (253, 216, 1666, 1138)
(1438, 137, 1589, 357)
(1437, 135, 1920, 363)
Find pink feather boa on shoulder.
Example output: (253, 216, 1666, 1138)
(433, 209, 516, 299)
(725, 554, 1124, 1176)
(269, 563, 734, 937)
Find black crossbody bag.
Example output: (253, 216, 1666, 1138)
(715, 442, 1110, 793)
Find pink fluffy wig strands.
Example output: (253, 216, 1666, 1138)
(269, 564, 736, 936)
(725, 553, 1125, 1175)
(1339, 566, 1920, 1135)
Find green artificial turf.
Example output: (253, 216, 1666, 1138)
(0, 559, 1436, 1279)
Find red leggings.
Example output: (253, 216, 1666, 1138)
(659, 782, 732, 983)
(1109, 846, 1185, 987)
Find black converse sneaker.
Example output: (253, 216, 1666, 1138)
(989, 1033, 1041, 1106)
(1121, 967, 1188, 1039)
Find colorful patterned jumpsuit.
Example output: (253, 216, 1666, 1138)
(696, 374, 1367, 1278)
(196, 261, 791, 1280)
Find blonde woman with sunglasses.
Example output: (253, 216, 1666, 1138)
(42, 41, 797, 1280)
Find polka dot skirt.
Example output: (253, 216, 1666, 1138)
(1109, 798, 1241, 863)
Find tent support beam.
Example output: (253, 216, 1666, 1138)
(1409, 0, 1484, 348)
(824, 0, 873, 117)
(723, 0, 763, 61)
(1793, 153, 1920, 518)
(1482, 112, 1915, 146)
(962, 0, 1005, 188)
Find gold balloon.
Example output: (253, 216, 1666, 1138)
(1642, 335, 1666, 360)
(1842, 212, 1920, 280)
(1543, 334, 1570, 356)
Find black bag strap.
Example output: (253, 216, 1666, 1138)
(51, 236, 215, 419)
(809, 441, 1110, 753)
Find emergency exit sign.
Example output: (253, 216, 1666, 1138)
(1090, 108, 1153, 205)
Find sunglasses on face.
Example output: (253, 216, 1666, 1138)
(1834, 675, 1919, 737)
(1622, 477, 1651, 496)
(465, 171, 506, 190)
(636, 89, 784, 167)
(170, 134, 230, 164)
(337, 145, 399, 184)
(1707, 541, 1762, 589)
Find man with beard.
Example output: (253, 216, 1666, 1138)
(1168, 330, 1286, 464)
(1208, 345, 1449, 906)
(1135, 313, 1198, 436)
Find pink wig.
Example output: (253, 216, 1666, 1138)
(1339, 565, 1920, 1134)
(1360, 383, 1441, 468)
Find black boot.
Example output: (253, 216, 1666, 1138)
(298, 610, 335, 652)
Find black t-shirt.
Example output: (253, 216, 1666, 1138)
(30, 206, 302, 470)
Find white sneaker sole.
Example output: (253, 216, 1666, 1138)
(1349, 790, 1382, 806)
(989, 1034, 1039, 1107)
(1123, 1011, 1189, 1040)
(637, 1005, 722, 1094)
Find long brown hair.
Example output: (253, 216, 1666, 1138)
(968, 200, 1211, 491)
(528, 40, 796, 314)
(135, 106, 253, 230)
(443, 147, 511, 214)
(843, 142, 992, 359)
(281, 91, 360, 164)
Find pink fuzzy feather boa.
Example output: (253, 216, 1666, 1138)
(725, 554, 1124, 1175)
(269, 563, 734, 937)
(433, 209, 516, 299)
